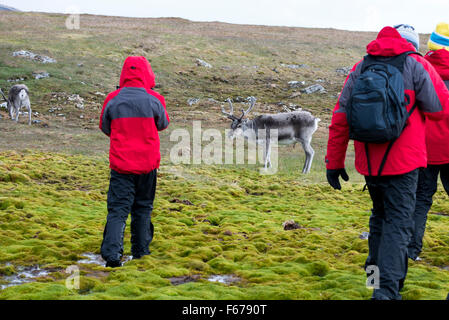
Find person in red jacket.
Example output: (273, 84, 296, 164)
(99, 56, 169, 267)
(326, 25, 449, 300)
(408, 23, 449, 261)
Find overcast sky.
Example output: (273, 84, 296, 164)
(1, 0, 448, 33)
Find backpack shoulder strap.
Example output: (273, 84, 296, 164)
(362, 51, 422, 74)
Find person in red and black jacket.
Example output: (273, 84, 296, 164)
(408, 23, 449, 262)
(325, 26, 449, 300)
(99, 56, 169, 267)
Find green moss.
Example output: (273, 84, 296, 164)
(307, 261, 330, 277)
(0, 265, 15, 276)
(0, 151, 448, 300)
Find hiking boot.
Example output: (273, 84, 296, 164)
(105, 260, 122, 268)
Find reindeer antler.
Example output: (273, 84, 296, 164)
(0, 88, 8, 103)
(239, 96, 256, 119)
(221, 98, 238, 120)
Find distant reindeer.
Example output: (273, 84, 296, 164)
(0, 84, 31, 125)
(221, 97, 320, 173)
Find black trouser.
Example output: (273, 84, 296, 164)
(408, 164, 449, 260)
(364, 169, 418, 300)
(101, 169, 157, 262)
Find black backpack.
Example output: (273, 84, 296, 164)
(347, 51, 421, 178)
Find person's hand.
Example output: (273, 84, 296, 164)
(326, 168, 349, 190)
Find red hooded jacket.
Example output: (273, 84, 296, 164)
(326, 27, 449, 176)
(424, 49, 449, 165)
(99, 56, 170, 174)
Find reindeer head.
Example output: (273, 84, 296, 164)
(221, 97, 256, 138)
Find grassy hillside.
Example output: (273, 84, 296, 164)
(0, 12, 448, 300)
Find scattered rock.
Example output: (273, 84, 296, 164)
(32, 71, 50, 80)
(315, 79, 325, 83)
(288, 81, 306, 88)
(12, 50, 56, 63)
(196, 58, 212, 68)
(31, 120, 41, 124)
(77, 63, 84, 67)
(7, 77, 25, 82)
(359, 232, 370, 240)
(223, 230, 233, 236)
(94, 91, 105, 96)
(282, 220, 301, 230)
(336, 66, 352, 76)
(281, 63, 307, 69)
(187, 98, 200, 106)
(302, 84, 326, 94)
(68, 94, 84, 109)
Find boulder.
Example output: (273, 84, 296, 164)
(13, 50, 56, 63)
(196, 58, 212, 68)
(336, 66, 352, 76)
(302, 84, 326, 94)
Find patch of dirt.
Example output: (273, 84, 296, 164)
(431, 212, 449, 217)
(169, 275, 201, 285)
(170, 198, 194, 205)
(282, 220, 302, 230)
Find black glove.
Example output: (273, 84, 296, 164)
(326, 168, 349, 190)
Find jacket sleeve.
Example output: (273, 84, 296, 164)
(325, 62, 361, 170)
(412, 56, 449, 120)
(154, 97, 169, 131)
(99, 96, 113, 137)
(99, 90, 121, 136)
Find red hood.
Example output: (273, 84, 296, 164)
(425, 49, 449, 80)
(119, 56, 156, 89)
(366, 26, 417, 57)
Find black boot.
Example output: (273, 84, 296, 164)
(106, 260, 122, 268)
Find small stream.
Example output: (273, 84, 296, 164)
(0, 265, 50, 290)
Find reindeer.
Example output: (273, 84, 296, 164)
(0, 84, 31, 125)
(221, 97, 320, 173)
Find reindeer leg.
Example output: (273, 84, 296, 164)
(28, 105, 32, 125)
(264, 138, 272, 170)
(8, 104, 13, 120)
(301, 140, 315, 174)
(15, 106, 19, 123)
(267, 141, 272, 168)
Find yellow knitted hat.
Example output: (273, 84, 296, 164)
(428, 22, 449, 51)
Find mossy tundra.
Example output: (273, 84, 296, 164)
(0, 151, 448, 300)
(0, 12, 448, 300)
